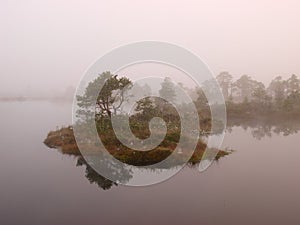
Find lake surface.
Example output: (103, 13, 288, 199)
(1, 102, 300, 225)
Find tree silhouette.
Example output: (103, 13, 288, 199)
(159, 77, 176, 102)
(216, 72, 233, 100)
(77, 72, 132, 118)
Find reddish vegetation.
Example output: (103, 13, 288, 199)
(44, 126, 230, 166)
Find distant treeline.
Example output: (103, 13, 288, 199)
(0, 86, 75, 102)
(0, 96, 73, 102)
(75, 71, 300, 123)
(214, 72, 300, 117)
(128, 72, 300, 117)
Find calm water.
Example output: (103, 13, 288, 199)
(0, 102, 300, 225)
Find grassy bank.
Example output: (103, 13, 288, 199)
(44, 126, 230, 166)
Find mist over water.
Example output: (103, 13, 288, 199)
(1, 101, 300, 225)
(1, 1, 300, 224)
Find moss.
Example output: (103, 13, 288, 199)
(44, 126, 230, 166)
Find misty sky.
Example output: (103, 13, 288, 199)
(1, 0, 300, 96)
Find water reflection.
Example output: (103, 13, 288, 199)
(44, 124, 229, 190)
(227, 118, 300, 140)
(52, 148, 209, 190)
(69, 154, 208, 190)
(76, 156, 118, 190)
(44, 118, 300, 190)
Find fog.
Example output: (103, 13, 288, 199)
(1, 0, 300, 97)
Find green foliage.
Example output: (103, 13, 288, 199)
(214, 73, 300, 116)
(77, 71, 132, 118)
(216, 71, 233, 100)
(159, 77, 176, 102)
(135, 97, 157, 120)
(268, 76, 286, 107)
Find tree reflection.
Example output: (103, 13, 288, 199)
(76, 156, 118, 190)
(227, 118, 300, 140)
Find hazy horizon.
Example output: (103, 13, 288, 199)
(1, 0, 300, 96)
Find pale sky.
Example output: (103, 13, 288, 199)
(1, 0, 300, 96)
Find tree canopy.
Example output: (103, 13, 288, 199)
(77, 71, 132, 118)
